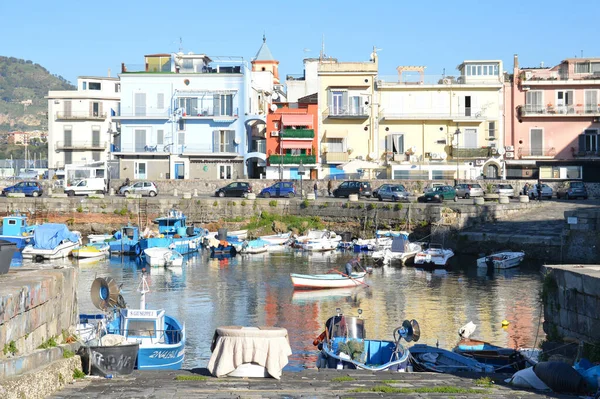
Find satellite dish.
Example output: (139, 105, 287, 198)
(90, 277, 121, 311)
(270, 104, 278, 113)
(497, 147, 506, 155)
(440, 152, 448, 160)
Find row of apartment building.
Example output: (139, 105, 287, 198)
(45, 40, 600, 182)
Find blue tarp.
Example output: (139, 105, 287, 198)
(33, 224, 79, 249)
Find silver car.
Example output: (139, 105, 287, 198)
(495, 184, 515, 198)
(454, 183, 484, 199)
(119, 181, 158, 197)
(377, 185, 409, 202)
(528, 183, 553, 200)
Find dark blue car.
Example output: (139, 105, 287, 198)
(259, 181, 296, 198)
(2, 181, 44, 197)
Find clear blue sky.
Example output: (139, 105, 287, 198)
(2, 0, 599, 85)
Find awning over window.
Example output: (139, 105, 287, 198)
(324, 130, 347, 138)
(281, 140, 313, 149)
(281, 114, 313, 127)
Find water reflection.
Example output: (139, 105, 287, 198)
(61, 249, 545, 371)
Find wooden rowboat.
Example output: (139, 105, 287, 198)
(290, 272, 366, 289)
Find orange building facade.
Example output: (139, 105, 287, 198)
(265, 100, 319, 179)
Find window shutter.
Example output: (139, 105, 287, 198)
(99, 102, 103, 117)
(213, 130, 219, 152)
(213, 94, 221, 116)
(342, 92, 348, 113)
(385, 135, 393, 152)
(89, 101, 93, 117)
(327, 90, 333, 109)
(64, 100, 72, 117)
(226, 130, 235, 152)
(157, 130, 164, 145)
(397, 134, 404, 154)
(157, 93, 165, 109)
(579, 134, 586, 152)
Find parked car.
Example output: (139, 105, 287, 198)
(2, 181, 43, 197)
(259, 181, 296, 198)
(495, 184, 516, 198)
(64, 178, 107, 197)
(527, 183, 553, 200)
(373, 184, 393, 199)
(454, 183, 484, 199)
(423, 182, 446, 193)
(333, 181, 372, 198)
(419, 186, 457, 203)
(18, 169, 40, 180)
(377, 185, 409, 202)
(215, 182, 252, 198)
(118, 181, 158, 197)
(557, 181, 588, 200)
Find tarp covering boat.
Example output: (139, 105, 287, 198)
(32, 224, 79, 250)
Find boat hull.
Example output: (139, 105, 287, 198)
(409, 344, 495, 373)
(477, 252, 525, 269)
(137, 343, 185, 370)
(22, 241, 79, 260)
(73, 243, 109, 259)
(319, 338, 409, 371)
(291, 272, 366, 289)
(144, 248, 183, 267)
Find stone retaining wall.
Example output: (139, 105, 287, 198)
(541, 264, 600, 344)
(562, 209, 600, 263)
(0, 267, 78, 378)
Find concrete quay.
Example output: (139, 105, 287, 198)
(50, 368, 579, 399)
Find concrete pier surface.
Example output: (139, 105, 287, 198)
(50, 368, 580, 398)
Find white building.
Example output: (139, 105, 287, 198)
(46, 76, 120, 170)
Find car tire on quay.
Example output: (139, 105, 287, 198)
(288, 192, 295, 198)
(464, 193, 470, 199)
(218, 191, 225, 198)
(149, 191, 157, 197)
(32, 191, 39, 197)
(263, 192, 271, 198)
(454, 195, 458, 202)
(123, 190, 130, 196)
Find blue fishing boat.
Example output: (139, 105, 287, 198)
(79, 270, 185, 370)
(315, 309, 419, 371)
(0, 212, 36, 249)
(137, 210, 206, 256)
(409, 344, 495, 373)
(109, 224, 140, 254)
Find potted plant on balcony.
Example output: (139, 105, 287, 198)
(347, 148, 354, 155)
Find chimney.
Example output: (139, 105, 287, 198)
(513, 54, 519, 69)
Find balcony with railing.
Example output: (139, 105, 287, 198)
(518, 104, 600, 117)
(55, 111, 107, 120)
(451, 147, 491, 158)
(576, 149, 600, 158)
(322, 152, 349, 163)
(281, 129, 314, 139)
(323, 107, 369, 119)
(268, 154, 316, 165)
(380, 107, 486, 121)
(55, 141, 108, 150)
(518, 147, 556, 159)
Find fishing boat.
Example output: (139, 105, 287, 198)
(72, 242, 110, 259)
(409, 344, 495, 373)
(315, 309, 419, 371)
(143, 247, 183, 267)
(22, 224, 81, 261)
(414, 243, 454, 267)
(0, 212, 36, 249)
(259, 232, 294, 246)
(477, 251, 525, 269)
(290, 271, 366, 289)
(239, 238, 269, 254)
(109, 224, 140, 254)
(302, 232, 341, 252)
(79, 271, 186, 370)
(294, 230, 332, 248)
(371, 234, 421, 265)
(206, 237, 237, 258)
(137, 210, 206, 256)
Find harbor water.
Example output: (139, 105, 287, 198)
(64, 249, 544, 371)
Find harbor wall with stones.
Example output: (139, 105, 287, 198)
(0, 267, 79, 379)
(561, 208, 600, 263)
(541, 264, 600, 344)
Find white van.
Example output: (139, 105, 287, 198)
(64, 178, 107, 197)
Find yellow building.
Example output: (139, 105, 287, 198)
(318, 51, 379, 178)
(377, 60, 505, 180)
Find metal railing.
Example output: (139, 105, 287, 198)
(121, 328, 183, 344)
(576, 150, 600, 157)
(268, 154, 316, 165)
(323, 107, 369, 118)
(377, 74, 503, 86)
(380, 108, 485, 120)
(451, 147, 491, 158)
(518, 147, 556, 158)
(55, 141, 108, 150)
(55, 111, 107, 120)
(519, 104, 600, 116)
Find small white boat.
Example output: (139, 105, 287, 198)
(294, 230, 331, 248)
(240, 238, 269, 254)
(143, 247, 183, 267)
(227, 229, 248, 240)
(372, 235, 421, 265)
(290, 272, 367, 289)
(259, 232, 293, 246)
(302, 235, 342, 252)
(477, 251, 525, 269)
(414, 244, 454, 267)
(22, 224, 81, 261)
(87, 233, 113, 243)
(73, 242, 110, 259)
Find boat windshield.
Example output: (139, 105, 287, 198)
(327, 316, 365, 340)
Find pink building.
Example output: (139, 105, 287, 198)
(505, 55, 600, 180)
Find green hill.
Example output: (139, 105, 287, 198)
(0, 56, 75, 132)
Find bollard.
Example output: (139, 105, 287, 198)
(348, 194, 359, 202)
(193, 189, 198, 197)
(247, 193, 256, 200)
(519, 195, 529, 203)
(173, 189, 178, 197)
(48, 187, 53, 196)
(306, 193, 316, 200)
(109, 188, 115, 196)
(499, 196, 510, 204)
(474, 197, 485, 205)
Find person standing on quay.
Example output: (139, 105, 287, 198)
(327, 180, 332, 197)
(313, 182, 318, 199)
(537, 179, 543, 201)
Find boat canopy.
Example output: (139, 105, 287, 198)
(32, 224, 79, 249)
(326, 316, 365, 340)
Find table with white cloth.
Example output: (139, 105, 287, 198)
(207, 326, 293, 379)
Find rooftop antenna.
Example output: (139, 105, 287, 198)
(179, 37, 184, 53)
(320, 34, 325, 60)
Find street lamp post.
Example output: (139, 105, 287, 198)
(298, 161, 306, 199)
(454, 125, 461, 185)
